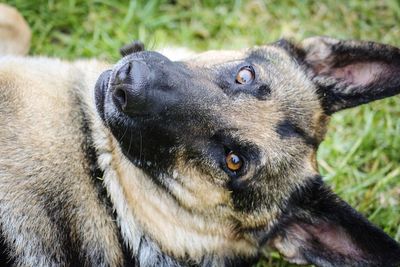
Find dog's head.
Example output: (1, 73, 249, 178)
(95, 37, 400, 266)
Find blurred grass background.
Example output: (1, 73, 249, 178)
(5, 0, 400, 266)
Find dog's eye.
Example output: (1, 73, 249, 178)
(226, 151, 243, 172)
(235, 66, 255, 85)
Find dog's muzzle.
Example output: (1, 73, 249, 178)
(98, 51, 182, 118)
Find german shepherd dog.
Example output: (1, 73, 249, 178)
(0, 5, 399, 267)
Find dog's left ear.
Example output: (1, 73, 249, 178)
(268, 178, 400, 267)
(120, 40, 145, 57)
(277, 37, 400, 114)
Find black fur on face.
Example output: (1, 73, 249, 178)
(95, 50, 284, 190)
(94, 47, 325, 242)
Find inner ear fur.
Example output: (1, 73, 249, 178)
(277, 37, 400, 114)
(268, 178, 400, 267)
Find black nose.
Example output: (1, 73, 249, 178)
(112, 60, 150, 114)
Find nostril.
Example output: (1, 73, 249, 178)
(113, 87, 128, 111)
(110, 60, 152, 115)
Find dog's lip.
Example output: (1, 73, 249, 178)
(95, 69, 112, 122)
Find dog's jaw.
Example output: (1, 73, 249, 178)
(93, 126, 260, 261)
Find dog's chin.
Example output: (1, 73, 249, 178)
(95, 69, 112, 122)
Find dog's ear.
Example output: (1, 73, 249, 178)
(277, 37, 400, 114)
(120, 40, 145, 57)
(268, 178, 400, 267)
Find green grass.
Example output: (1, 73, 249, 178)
(6, 0, 400, 266)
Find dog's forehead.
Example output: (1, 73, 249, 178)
(183, 50, 246, 66)
(181, 45, 290, 66)
(180, 45, 322, 131)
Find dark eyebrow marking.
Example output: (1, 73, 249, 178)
(276, 119, 318, 148)
(256, 84, 272, 100)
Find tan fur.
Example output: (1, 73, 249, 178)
(101, 135, 258, 259)
(0, 57, 123, 266)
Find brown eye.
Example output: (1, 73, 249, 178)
(226, 151, 243, 172)
(235, 66, 255, 84)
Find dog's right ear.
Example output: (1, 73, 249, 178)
(268, 178, 400, 267)
(276, 37, 400, 114)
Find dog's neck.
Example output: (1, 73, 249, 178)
(92, 124, 257, 262)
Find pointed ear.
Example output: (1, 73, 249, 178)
(268, 178, 400, 267)
(278, 37, 400, 114)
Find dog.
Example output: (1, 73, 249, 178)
(0, 5, 399, 267)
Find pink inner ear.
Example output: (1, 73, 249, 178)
(330, 62, 386, 86)
(271, 220, 365, 264)
(302, 221, 363, 258)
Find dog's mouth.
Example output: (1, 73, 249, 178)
(94, 69, 112, 123)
